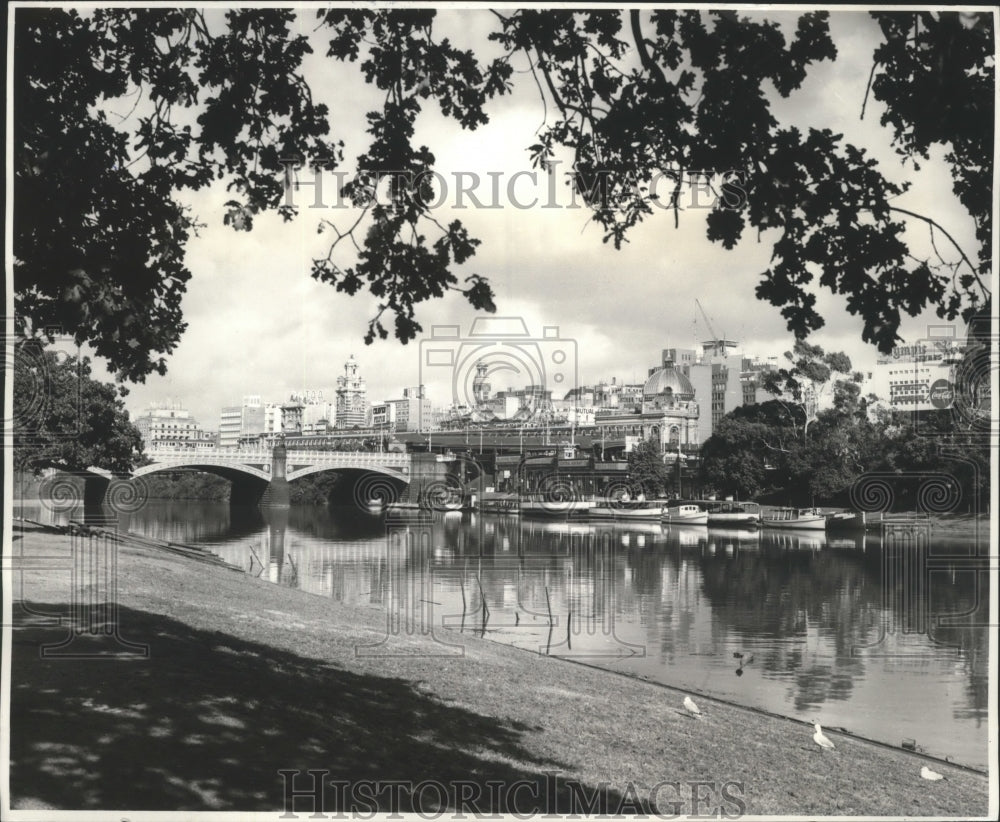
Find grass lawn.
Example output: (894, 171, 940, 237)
(7, 522, 992, 816)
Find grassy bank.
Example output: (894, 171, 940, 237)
(8, 522, 992, 815)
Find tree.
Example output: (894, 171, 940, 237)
(627, 438, 669, 497)
(14, 9, 992, 380)
(760, 340, 861, 440)
(699, 401, 799, 499)
(13, 341, 144, 474)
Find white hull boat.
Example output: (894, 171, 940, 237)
(761, 507, 827, 530)
(662, 504, 708, 525)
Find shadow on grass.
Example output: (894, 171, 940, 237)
(10, 604, 639, 813)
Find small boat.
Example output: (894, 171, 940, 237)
(761, 507, 827, 530)
(706, 500, 761, 527)
(826, 511, 867, 531)
(589, 498, 665, 522)
(479, 493, 521, 514)
(662, 503, 708, 525)
(520, 496, 595, 519)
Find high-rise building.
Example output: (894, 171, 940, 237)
(386, 386, 431, 432)
(663, 341, 778, 443)
(869, 337, 965, 413)
(335, 355, 368, 429)
(218, 395, 266, 448)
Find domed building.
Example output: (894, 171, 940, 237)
(593, 361, 700, 453)
(642, 365, 696, 411)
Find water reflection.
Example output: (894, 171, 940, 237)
(34, 499, 990, 769)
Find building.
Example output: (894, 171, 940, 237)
(594, 361, 700, 453)
(869, 337, 965, 413)
(218, 395, 266, 448)
(335, 356, 368, 429)
(386, 386, 431, 432)
(664, 341, 778, 443)
(133, 402, 211, 449)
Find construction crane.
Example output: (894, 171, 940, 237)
(695, 299, 725, 357)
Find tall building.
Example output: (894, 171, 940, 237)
(663, 341, 778, 443)
(133, 402, 211, 449)
(869, 337, 965, 413)
(335, 355, 368, 429)
(386, 386, 431, 432)
(218, 395, 266, 448)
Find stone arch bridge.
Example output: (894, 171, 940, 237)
(78, 445, 448, 508)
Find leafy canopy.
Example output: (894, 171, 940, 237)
(14, 8, 992, 381)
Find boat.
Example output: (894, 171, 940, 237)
(661, 503, 708, 525)
(589, 498, 666, 522)
(760, 507, 827, 530)
(706, 500, 761, 527)
(520, 495, 595, 519)
(478, 493, 521, 514)
(825, 510, 867, 531)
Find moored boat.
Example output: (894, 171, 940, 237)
(520, 496, 595, 518)
(589, 499, 666, 521)
(706, 500, 761, 527)
(761, 507, 827, 530)
(825, 510, 867, 531)
(479, 493, 521, 514)
(662, 503, 708, 525)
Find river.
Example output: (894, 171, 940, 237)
(16, 499, 991, 769)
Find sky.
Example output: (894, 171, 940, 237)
(87, 7, 985, 428)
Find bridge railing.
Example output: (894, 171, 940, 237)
(284, 451, 410, 466)
(144, 447, 409, 466)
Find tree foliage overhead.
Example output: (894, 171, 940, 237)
(13, 8, 993, 381)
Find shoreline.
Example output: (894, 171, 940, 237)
(7, 522, 993, 815)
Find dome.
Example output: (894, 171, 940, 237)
(643, 365, 694, 399)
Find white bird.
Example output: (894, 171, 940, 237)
(921, 766, 945, 781)
(813, 723, 835, 750)
(683, 696, 703, 719)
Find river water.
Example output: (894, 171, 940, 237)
(17, 500, 991, 769)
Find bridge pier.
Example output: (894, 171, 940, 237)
(259, 440, 291, 509)
(229, 478, 269, 507)
(403, 452, 450, 506)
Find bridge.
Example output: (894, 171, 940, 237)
(74, 443, 449, 509)
(137, 443, 414, 506)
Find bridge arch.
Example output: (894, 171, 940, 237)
(133, 460, 270, 482)
(285, 464, 409, 483)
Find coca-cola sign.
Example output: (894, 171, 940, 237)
(929, 379, 954, 409)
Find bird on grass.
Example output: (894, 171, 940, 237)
(813, 723, 835, 750)
(920, 766, 945, 781)
(683, 695, 704, 719)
